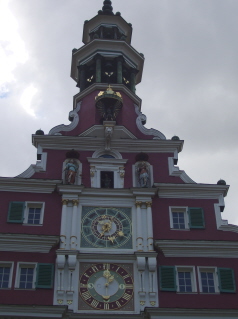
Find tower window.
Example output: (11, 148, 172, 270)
(101, 171, 114, 188)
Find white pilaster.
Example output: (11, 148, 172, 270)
(136, 201, 143, 251)
(60, 199, 69, 249)
(70, 200, 79, 249)
(146, 201, 154, 252)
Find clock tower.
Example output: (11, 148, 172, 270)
(2, 1, 237, 319)
(53, 0, 159, 314)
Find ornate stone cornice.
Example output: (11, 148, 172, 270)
(154, 183, 229, 198)
(0, 178, 60, 193)
(32, 135, 183, 154)
(155, 239, 238, 258)
(145, 308, 238, 318)
(0, 234, 59, 253)
(0, 305, 67, 318)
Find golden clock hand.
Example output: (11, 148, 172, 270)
(118, 231, 124, 237)
(108, 236, 116, 243)
(100, 221, 112, 236)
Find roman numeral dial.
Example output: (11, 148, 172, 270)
(79, 263, 134, 311)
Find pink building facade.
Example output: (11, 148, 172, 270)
(0, 1, 238, 319)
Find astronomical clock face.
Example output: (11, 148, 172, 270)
(81, 207, 132, 249)
(79, 263, 134, 311)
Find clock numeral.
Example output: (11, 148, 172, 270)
(116, 301, 121, 308)
(103, 264, 108, 270)
(122, 293, 131, 300)
(104, 302, 110, 310)
(123, 274, 130, 279)
(92, 265, 99, 272)
(84, 273, 90, 278)
(125, 284, 133, 289)
(119, 284, 125, 289)
(82, 291, 91, 300)
(91, 299, 99, 308)
(116, 266, 120, 272)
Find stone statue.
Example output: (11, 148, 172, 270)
(65, 159, 78, 185)
(137, 162, 149, 188)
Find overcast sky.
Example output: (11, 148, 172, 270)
(1, 0, 238, 226)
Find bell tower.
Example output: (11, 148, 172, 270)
(71, 0, 144, 93)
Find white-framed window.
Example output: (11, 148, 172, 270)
(15, 263, 54, 290)
(169, 206, 205, 230)
(88, 157, 127, 188)
(198, 267, 219, 293)
(176, 266, 197, 293)
(8, 202, 45, 225)
(159, 265, 197, 293)
(15, 263, 37, 289)
(0, 262, 14, 289)
(169, 207, 189, 230)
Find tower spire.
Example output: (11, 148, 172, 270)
(99, 0, 114, 15)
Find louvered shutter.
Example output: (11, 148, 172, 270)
(36, 263, 54, 288)
(218, 268, 236, 293)
(159, 266, 176, 291)
(188, 207, 205, 229)
(7, 202, 25, 223)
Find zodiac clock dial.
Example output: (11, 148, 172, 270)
(79, 263, 134, 311)
(81, 207, 132, 249)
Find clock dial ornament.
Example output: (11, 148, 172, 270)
(79, 263, 134, 311)
(81, 207, 132, 249)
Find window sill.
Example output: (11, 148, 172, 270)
(23, 224, 43, 226)
(170, 228, 190, 231)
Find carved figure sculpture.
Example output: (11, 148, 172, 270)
(105, 126, 113, 150)
(65, 159, 78, 185)
(137, 162, 149, 188)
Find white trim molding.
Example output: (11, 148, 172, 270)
(214, 203, 238, 233)
(145, 308, 238, 319)
(48, 101, 82, 135)
(134, 104, 166, 140)
(168, 157, 195, 183)
(0, 305, 68, 318)
(0, 178, 60, 193)
(154, 239, 238, 258)
(154, 183, 229, 199)
(0, 234, 59, 253)
(16, 152, 47, 178)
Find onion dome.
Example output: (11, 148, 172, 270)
(35, 129, 44, 135)
(171, 135, 180, 141)
(66, 149, 80, 159)
(95, 86, 123, 121)
(135, 153, 149, 162)
(217, 179, 226, 185)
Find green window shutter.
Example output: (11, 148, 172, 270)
(218, 268, 236, 293)
(188, 207, 205, 229)
(36, 263, 54, 289)
(159, 266, 176, 291)
(7, 202, 25, 223)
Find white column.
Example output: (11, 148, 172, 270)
(60, 199, 69, 249)
(146, 201, 154, 252)
(136, 201, 144, 251)
(70, 200, 79, 249)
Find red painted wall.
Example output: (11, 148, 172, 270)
(32, 150, 184, 187)
(158, 252, 238, 309)
(0, 251, 56, 305)
(0, 191, 61, 235)
(55, 89, 156, 139)
(152, 197, 238, 241)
